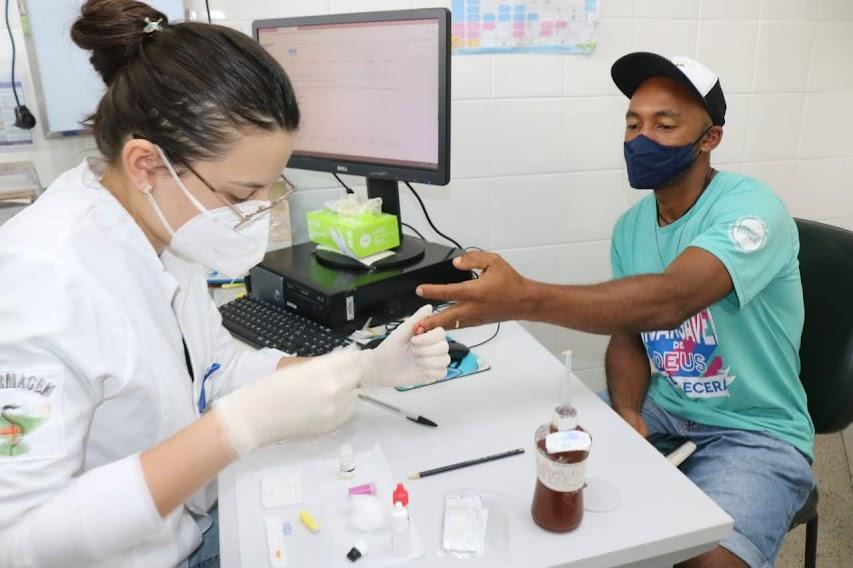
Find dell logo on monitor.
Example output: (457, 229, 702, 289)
(336, 165, 348, 172)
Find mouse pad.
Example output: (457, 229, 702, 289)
(394, 350, 491, 392)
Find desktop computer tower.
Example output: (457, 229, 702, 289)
(247, 238, 470, 332)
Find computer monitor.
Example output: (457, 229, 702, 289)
(254, 9, 451, 269)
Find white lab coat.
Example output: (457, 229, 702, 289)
(0, 159, 281, 567)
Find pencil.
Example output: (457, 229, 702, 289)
(408, 448, 525, 479)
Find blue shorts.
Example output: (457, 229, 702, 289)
(598, 391, 814, 568)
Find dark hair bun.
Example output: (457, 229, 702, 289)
(71, 0, 168, 86)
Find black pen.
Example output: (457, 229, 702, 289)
(408, 448, 525, 479)
(358, 394, 438, 428)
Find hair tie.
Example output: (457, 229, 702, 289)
(143, 17, 164, 34)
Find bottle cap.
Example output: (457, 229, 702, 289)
(392, 482, 409, 507)
(346, 540, 369, 562)
(552, 405, 578, 431)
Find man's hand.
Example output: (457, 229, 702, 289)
(414, 251, 536, 334)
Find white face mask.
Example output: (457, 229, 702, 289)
(144, 148, 271, 278)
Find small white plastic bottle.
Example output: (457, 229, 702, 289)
(389, 501, 411, 558)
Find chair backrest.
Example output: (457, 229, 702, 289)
(795, 218, 853, 433)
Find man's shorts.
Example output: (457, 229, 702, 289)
(598, 391, 814, 567)
(188, 505, 219, 568)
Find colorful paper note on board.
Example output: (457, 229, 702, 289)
(451, 0, 599, 54)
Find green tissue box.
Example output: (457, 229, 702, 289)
(307, 209, 400, 258)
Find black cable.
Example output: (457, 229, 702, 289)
(467, 322, 501, 349)
(332, 173, 355, 194)
(5, 0, 34, 129)
(401, 222, 425, 240)
(5, 0, 18, 107)
(404, 181, 462, 249)
(205, 0, 212, 23)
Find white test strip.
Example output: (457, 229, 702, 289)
(666, 441, 697, 467)
(265, 517, 287, 567)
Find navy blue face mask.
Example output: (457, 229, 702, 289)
(624, 128, 710, 190)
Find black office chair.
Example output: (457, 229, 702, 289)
(788, 219, 853, 568)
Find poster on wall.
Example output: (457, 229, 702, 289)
(451, 0, 599, 54)
(0, 82, 33, 147)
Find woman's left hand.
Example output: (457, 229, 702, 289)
(360, 304, 450, 390)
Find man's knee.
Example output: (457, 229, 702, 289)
(676, 545, 750, 568)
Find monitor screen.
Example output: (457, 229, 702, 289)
(255, 10, 451, 267)
(258, 18, 441, 172)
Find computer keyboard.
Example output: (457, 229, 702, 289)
(219, 295, 353, 356)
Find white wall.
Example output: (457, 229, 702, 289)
(4, 0, 853, 390)
(0, 2, 98, 185)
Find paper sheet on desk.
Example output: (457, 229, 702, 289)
(0, 161, 40, 202)
(315, 244, 396, 267)
(236, 443, 424, 567)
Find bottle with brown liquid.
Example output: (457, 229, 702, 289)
(531, 405, 592, 532)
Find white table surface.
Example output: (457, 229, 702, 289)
(217, 321, 733, 567)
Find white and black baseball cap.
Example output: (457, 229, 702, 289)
(611, 52, 727, 126)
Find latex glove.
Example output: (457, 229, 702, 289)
(214, 350, 365, 456)
(360, 304, 450, 390)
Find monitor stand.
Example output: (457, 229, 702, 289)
(314, 178, 427, 271)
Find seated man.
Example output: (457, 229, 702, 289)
(414, 52, 814, 568)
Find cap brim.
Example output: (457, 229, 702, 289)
(611, 52, 707, 108)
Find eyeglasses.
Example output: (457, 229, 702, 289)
(184, 164, 296, 230)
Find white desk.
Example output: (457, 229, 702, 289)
(217, 321, 733, 567)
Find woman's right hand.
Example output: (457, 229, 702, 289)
(214, 350, 365, 456)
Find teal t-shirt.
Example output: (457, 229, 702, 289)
(611, 171, 814, 460)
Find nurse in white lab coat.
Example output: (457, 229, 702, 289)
(0, 2, 449, 567)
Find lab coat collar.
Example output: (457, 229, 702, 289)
(80, 157, 180, 305)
